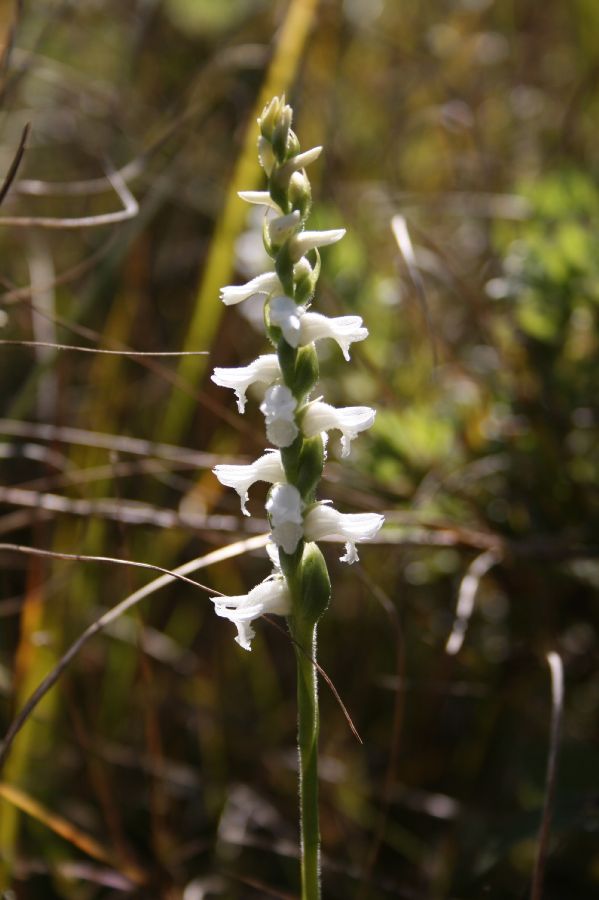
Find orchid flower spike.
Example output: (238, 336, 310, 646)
(212, 574, 291, 650)
(304, 503, 384, 564)
(302, 400, 376, 457)
(211, 94, 383, 655)
(211, 354, 280, 413)
(213, 450, 285, 516)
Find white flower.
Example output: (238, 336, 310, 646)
(304, 502, 384, 564)
(302, 401, 375, 457)
(281, 146, 322, 175)
(212, 574, 291, 650)
(238, 190, 281, 211)
(299, 312, 368, 361)
(268, 211, 301, 246)
(212, 354, 280, 413)
(260, 384, 299, 448)
(269, 296, 303, 347)
(220, 271, 281, 306)
(289, 228, 346, 262)
(213, 450, 285, 516)
(267, 300, 367, 359)
(266, 483, 304, 554)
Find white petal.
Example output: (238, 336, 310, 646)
(266, 484, 304, 554)
(269, 296, 304, 347)
(302, 401, 375, 456)
(304, 504, 384, 564)
(269, 211, 301, 245)
(212, 574, 291, 649)
(238, 191, 281, 211)
(212, 354, 280, 413)
(266, 483, 303, 524)
(220, 271, 281, 306)
(289, 228, 345, 262)
(260, 384, 299, 448)
(299, 312, 367, 361)
(282, 146, 322, 173)
(213, 450, 285, 515)
(266, 417, 299, 448)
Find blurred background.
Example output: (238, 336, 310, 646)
(1, 0, 598, 896)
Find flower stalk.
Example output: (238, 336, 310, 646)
(211, 95, 383, 898)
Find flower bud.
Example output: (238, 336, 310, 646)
(289, 170, 312, 217)
(272, 104, 293, 160)
(295, 542, 331, 628)
(258, 95, 291, 141)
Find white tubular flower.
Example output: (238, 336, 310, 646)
(213, 449, 285, 516)
(269, 295, 303, 347)
(281, 146, 322, 174)
(266, 483, 304, 554)
(238, 190, 281, 211)
(289, 228, 346, 262)
(212, 574, 291, 650)
(299, 312, 368, 361)
(260, 384, 299, 448)
(304, 503, 384, 564)
(302, 400, 375, 457)
(269, 211, 301, 246)
(212, 354, 281, 414)
(220, 271, 281, 306)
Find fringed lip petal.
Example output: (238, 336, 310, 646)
(304, 503, 384, 564)
(302, 401, 375, 457)
(212, 574, 292, 650)
(299, 312, 368, 360)
(211, 354, 281, 413)
(213, 450, 285, 516)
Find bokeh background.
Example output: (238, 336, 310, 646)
(1, 0, 598, 897)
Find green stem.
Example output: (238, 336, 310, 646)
(294, 623, 320, 900)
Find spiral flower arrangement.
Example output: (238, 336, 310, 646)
(210, 96, 383, 898)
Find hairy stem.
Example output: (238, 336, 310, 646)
(294, 623, 320, 900)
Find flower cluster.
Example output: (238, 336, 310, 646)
(211, 96, 383, 649)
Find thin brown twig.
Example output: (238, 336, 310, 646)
(0, 166, 138, 229)
(0, 542, 222, 597)
(263, 615, 362, 744)
(0, 485, 261, 533)
(0, 418, 225, 468)
(0, 534, 270, 768)
(0, 339, 208, 357)
(531, 652, 564, 900)
(0, 121, 29, 209)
